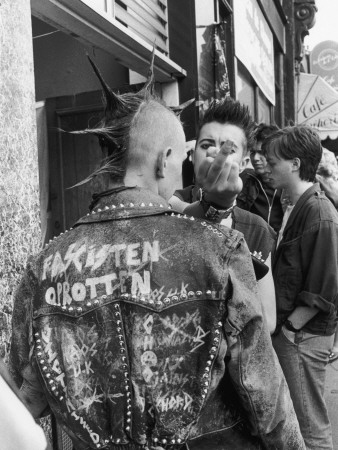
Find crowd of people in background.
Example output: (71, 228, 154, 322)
(2, 57, 338, 450)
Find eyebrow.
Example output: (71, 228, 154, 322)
(198, 138, 216, 144)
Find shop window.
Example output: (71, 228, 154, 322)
(273, 47, 284, 126)
(237, 61, 255, 115)
(237, 60, 274, 124)
(257, 89, 271, 123)
(195, 0, 232, 116)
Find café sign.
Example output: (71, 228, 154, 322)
(298, 73, 338, 139)
(311, 41, 338, 91)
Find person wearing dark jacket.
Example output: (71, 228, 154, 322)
(315, 159, 338, 365)
(264, 125, 338, 450)
(170, 99, 277, 333)
(237, 124, 284, 233)
(9, 62, 304, 450)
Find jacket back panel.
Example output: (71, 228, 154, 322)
(30, 213, 249, 447)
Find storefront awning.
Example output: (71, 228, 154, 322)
(297, 73, 338, 140)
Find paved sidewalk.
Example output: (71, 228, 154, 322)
(325, 359, 338, 449)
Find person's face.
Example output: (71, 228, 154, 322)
(193, 122, 248, 175)
(265, 145, 294, 190)
(158, 119, 186, 200)
(250, 140, 268, 176)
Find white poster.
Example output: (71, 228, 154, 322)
(234, 0, 275, 105)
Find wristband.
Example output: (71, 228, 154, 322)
(197, 188, 235, 222)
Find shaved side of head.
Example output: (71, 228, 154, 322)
(127, 100, 184, 170)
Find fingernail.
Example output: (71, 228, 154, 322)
(221, 140, 236, 153)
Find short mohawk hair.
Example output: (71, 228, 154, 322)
(199, 98, 256, 154)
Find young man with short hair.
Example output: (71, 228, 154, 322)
(263, 125, 338, 450)
(8, 64, 304, 449)
(237, 123, 284, 232)
(170, 99, 277, 332)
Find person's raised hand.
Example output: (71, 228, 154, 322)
(195, 140, 243, 208)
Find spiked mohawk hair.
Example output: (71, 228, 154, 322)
(198, 98, 256, 155)
(71, 53, 194, 186)
(71, 52, 163, 184)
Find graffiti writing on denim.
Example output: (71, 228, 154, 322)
(40, 323, 123, 417)
(39, 325, 66, 390)
(44, 270, 152, 307)
(41, 240, 173, 306)
(139, 309, 207, 413)
(148, 282, 189, 301)
(42, 240, 160, 280)
(142, 311, 208, 353)
(70, 409, 100, 444)
(156, 391, 194, 413)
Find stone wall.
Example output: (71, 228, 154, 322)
(0, 0, 41, 359)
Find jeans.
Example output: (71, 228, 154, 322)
(272, 328, 334, 450)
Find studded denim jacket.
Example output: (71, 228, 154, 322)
(9, 187, 304, 450)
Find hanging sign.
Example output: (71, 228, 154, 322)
(233, 0, 275, 105)
(298, 73, 338, 140)
(310, 40, 338, 91)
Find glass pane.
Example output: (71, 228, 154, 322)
(195, 0, 231, 117)
(237, 63, 255, 115)
(258, 90, 271, 123)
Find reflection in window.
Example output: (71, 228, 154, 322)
(197, 22, 231, 115)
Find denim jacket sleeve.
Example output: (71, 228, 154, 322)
(226, 240, 305, 449)
(8, 263, 49, 418)
(296, 220, 338, 314)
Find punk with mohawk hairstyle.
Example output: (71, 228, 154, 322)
(71, 54, 164, 185)
(72, 54, 193, 187)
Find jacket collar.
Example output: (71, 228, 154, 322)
(282, 182, 320, 236)
(74, 186, 172, 226)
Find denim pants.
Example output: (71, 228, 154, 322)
(272, 329, 334, 450)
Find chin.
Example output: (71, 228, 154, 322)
(265, 179, 276, 188)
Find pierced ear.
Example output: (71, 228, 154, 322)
(157, 148, 171, 178)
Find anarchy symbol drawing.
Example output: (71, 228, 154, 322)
(141, 350, 158, 367)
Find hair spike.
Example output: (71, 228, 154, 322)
(68, 154, 125, 189)
(170, 98, 195, 116)
(199, 98, 256, 154)
(143, 45, 156, 96)
(69, 55, 178, 186)
(87, 54, 125, 119)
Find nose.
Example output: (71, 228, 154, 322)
(252, 152, 261, 162)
